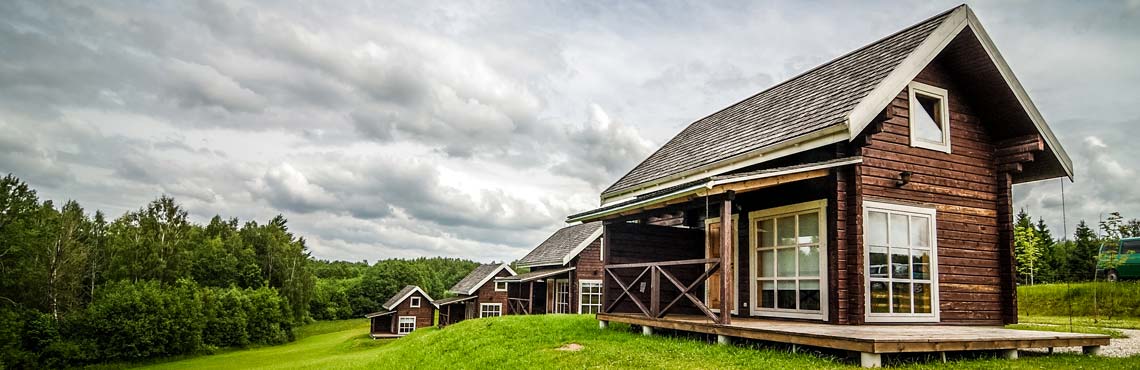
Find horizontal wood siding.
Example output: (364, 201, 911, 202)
(857, 58, 1007, 325)
(475, 270, 512, 313)
(394, 291, 436, 331)
(571, 238, 604, 313)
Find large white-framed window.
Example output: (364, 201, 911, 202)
(553, 280, 570, 313)
(397, 316, 416, 335)
(495, 281, 508, 292)
(908, 81, 951, 153)
(479, 303, 502, 318)
(748, 199, 828, 320)
(409, 296, 421, 308)
(578, 279, 603, 315)
(864, 200, 939, 323)
(704, 215, 739, 314)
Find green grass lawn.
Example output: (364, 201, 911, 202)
(118, 315, 1138, 370)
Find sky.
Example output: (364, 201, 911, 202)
(1, 1, 1138, 263)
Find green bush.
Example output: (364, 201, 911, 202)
(246, 287, 294, 345)
(202, 287, 251, 348)
(1019, 281, 1140, 318)
(85, 279, 205, 360)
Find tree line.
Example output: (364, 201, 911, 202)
(0, 174, 481, 367)
(1013, 208, 1140, 284)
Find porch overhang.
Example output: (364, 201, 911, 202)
(363, 311, 395, 318)
(567, 156, 862, 223)
(433, 295, 477, 306)
(496, 267, 575, 283)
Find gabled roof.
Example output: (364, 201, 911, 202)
(448, 263, 517, 296)
(496, 267, 575, 283)
(600, 5, 1071, 202)
(516, 222, 603, 268)
(382, 285, 436, 310)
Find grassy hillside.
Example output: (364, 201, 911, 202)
(1019, 282, 1140, 319)
(126, 315, 1136, 369)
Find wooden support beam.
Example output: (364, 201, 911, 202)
(528, 282, 534, 315)
(720, 191, 734, 325)
(650, 266, 660, 317)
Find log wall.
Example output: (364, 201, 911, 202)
(855, 57, 1008, 325)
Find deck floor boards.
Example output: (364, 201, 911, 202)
(598, 313, 1110, 354)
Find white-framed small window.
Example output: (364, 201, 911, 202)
(409, 296, 421, 308)
(908, 81, 951, 153)
(398, 316, 416, 335)
(579, 280, 603, 314)
(480, 303, 502, 317)
(863, 200, 939, 323)
(495, 281, 508, 292)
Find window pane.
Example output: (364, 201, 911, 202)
(891, 249, 910, 279)
(777, 217, 796, 246)
(912, 249, 931, 280)
(867, 212, 888, 246)
(910, 216, 930, 248)
(914, 283, 932, 314)
(798, 212, 819, 244)
(869, 246, 888, 279)
(799, 280, 821, 311)
(777, 248, 796, 277)
(798, 246, 820, 276)
(760, 250, 774, 277)
(890, 214, 908, 247)
(777, 280, 796, 309)
(913, 94, 943, 143)
(892, 282, 912, 314)
(761, 281, 775, 308)
(870, 281, 889, 313)
(759, 219, 774, 248)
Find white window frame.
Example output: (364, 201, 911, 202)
(495, 281, 508, 292)
(704, 215, 739, 315)
(908, 81, 951, 154)
(578, 279, 603, 315)
(479, 303, 502, 318)
(863, 200, 940, 323)
(409, 296, 421, 308)
(747, 199, 828, 320)
(397, 316, 416, 335)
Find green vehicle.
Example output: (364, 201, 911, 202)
(1097, 237, 1140, 281)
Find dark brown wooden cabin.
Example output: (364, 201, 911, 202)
(500, 222, 604, 315)
(565, 5, 1106, 367)
(435, 263, 516, 327)
(364, 285, 436, 338)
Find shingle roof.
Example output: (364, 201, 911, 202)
(602, 8, 956, 197)
(433, 295, 477, 306)
(383, 285, 428, 307)
(516, 222, 603, 268)
(496, 267, 575, 283)
(382, 285, 433, 310)
(448, 263, 514, 295)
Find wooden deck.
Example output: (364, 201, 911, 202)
(599, 313, 1109, 366)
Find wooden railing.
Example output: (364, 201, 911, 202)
(507, 298, 531, 315)
(603, 258, 725, 324)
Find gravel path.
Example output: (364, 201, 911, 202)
(1021, 328, 1140, 357)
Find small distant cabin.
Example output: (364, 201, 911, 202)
(364, 285, 436, 338)
(499, 222, 604, 315)
(436, 263, 516, 327)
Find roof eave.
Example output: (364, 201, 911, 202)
(600, 125, 850, 205)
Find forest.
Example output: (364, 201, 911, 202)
(0, 174, 481, 368)
(1012, 208, 1140, 284)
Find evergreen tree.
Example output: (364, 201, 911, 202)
(1068, 221, 1100, 281)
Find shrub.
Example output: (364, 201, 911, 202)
(85, 279, 204, 360)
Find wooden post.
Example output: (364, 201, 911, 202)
(720, 191, 734, 325)
(528, 281, 534, 314)
(650, 266, 660, 317)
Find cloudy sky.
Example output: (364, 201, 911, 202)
(1, 1, 1137, 263)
